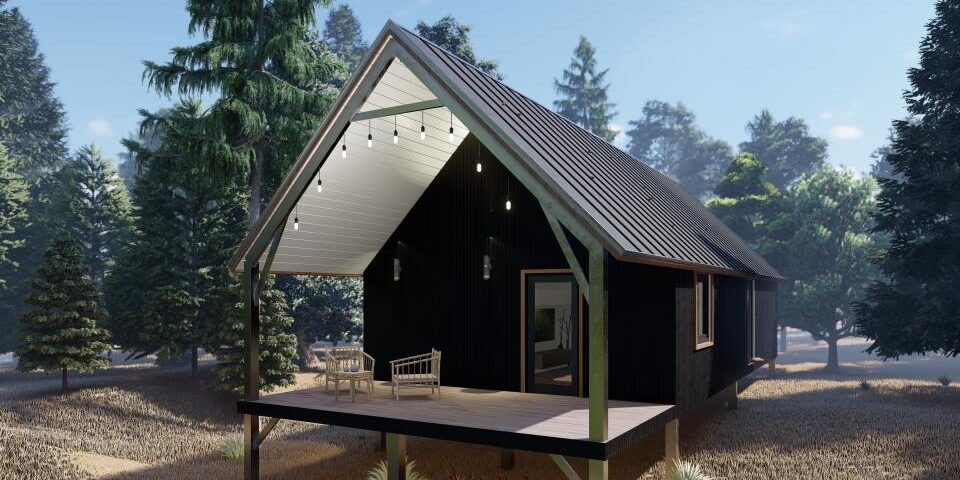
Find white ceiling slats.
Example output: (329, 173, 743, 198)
(263, 59, 468, 275)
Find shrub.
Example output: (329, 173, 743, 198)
(667, 459, 714, 480)
(367, 459, 426, 480)
(938, 375, 952, 387)
(221, 434, 244, 462)
(859, 380, 871, 391)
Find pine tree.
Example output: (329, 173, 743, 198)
(15, 238, 111, 391)
(48, 145, 130, 284)
(323, 3, 367, 74)
(0, 144, 28, 289)
(554, 36, 617, 142)
(212, 274, 298, 392)
(279, 275, 362, 367)
(143, 0, 343, 227)
(106, 101, 247, 372)
(705, 153, 782, 248)
(855, 1, 960, 358)
(738, 110, 827, 189)
(0, 0, 68, 180)
(415, 16, 501, 79)
(628, 101, 732, 198)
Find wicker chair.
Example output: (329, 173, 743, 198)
(390, 349, 441, 400)
(324, 346, 375, 402)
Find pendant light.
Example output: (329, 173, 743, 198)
(393, 115, 399, 144)
(420, 110, 426, 140)
(293, 205, 299, 231)
(367, 119, 373, 148)
(448, 111, 454, 142)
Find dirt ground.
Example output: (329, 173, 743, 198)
(1, 331, 958, 479)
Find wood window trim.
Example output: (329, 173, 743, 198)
(519, 269, 585, 397)
(693, 272, 715, 351)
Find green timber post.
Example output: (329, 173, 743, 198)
(386, 432, 407, 480)
(243, 261, 261, 480)
(588, 248, 609, 479)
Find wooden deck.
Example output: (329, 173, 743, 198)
(238, 382, 675, 460)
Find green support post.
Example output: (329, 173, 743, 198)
(386, 433, 407, 480)
(588, 248, 608, 479)
(244, 262, 261, 480)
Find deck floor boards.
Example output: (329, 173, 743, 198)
(238, 382, 675, 459)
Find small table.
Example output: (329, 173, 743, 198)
(326, 370, 375, 402)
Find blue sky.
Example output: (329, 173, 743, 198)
(10, 0, 936, 173)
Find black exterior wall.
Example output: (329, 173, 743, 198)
(362, 133, 777, 407)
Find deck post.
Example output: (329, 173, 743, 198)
(724, 381, 738, 410)
(587, 248, 608, 479)
(768, 359, 776, 377)
(500, 448, 515, 470)
(663, 418, 679, 479)
(243, 262, 261, 480)
(386, 432, 407, 480)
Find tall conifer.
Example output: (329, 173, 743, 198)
(554, 36, 617, 142)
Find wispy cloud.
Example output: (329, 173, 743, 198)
(830, 125, 863, 141)
(610, 122, 629, 150)
(88, 119, 113, 136)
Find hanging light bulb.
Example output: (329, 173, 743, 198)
(341, 144, 347, 159)
(505, 177, 512, 211)
(420, 110, 426, 140)
(476, 162, 482, 173)
(393, 115, 399, 144)
(505, 199, 512, 211)
(316, 178, 322, 193)
(448, 111, 454, 142)
(293, 205, 300, 231)
(367, 120, 373, 148)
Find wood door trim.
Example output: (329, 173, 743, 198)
(520, 269, 585, 397)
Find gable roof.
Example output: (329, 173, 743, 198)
(229, 21, 781, 280)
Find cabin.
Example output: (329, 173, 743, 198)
(228, 21, 780, 480)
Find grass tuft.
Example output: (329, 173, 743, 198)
(938, 375, 952, 387)
(667, 459, 714, 480)
(221, 434, 244, 462)
(367, 458, 427, 480)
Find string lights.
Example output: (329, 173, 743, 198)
(393, 115, 399, 144)
(448, 111, 454, 142)
(293, 205, 299, 231)
(420, 110, 426, 140)
(367, 119, 373, 148)
(316, 177, 322, 193)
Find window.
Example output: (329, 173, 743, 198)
(695, 273, 714, 349)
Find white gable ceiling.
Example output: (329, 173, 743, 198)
(264, 59, 467, 275)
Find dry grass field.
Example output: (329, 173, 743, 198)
(1, 332, 958, 479)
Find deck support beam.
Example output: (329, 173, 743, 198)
(724, 381, 738, 410)
(258, 417, 280, 444)
(243, 261, 261, 480)
(549, 454, 583, 480)
(663, 418, 679, 480)
(386, 432, 407, 480)
(769, 359, 776, 376)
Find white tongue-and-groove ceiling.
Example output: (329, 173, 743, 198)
(264, 59, 468, 275)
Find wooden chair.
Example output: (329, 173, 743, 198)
(390, 349, 441, 400)
(324, 346, 375, 402)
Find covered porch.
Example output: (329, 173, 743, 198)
(240, 383, 677, 478)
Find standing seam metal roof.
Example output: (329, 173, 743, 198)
(395, 25, 781, 279)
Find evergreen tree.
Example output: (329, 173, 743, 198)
(869, 127, 906, 183)
(106, 101, 247, 372)
(705, 153, 781, 248)
(143, 0, 343, 227)
(0, 0, 68, 180)
(15, 238, 111, 391)
(415, 16, 501, 79)
(279, 275, 362, 367)
(554, 36, 617, 142)
(627, 100, 733, 198)
(855, 1, 960, 358)
(48, 145, 130, 284)
(773, 166, 877, 371)
(212, 274, 298, 392)
(739, 110, 827, 189)
(323, 3, 367, 74)
(0, 144, 28, 289)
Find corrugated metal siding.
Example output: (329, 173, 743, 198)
(395, 26, 780, 279)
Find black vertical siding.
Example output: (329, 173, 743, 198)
(755, 279, 779, 362)
(364, 135, 568, 391)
